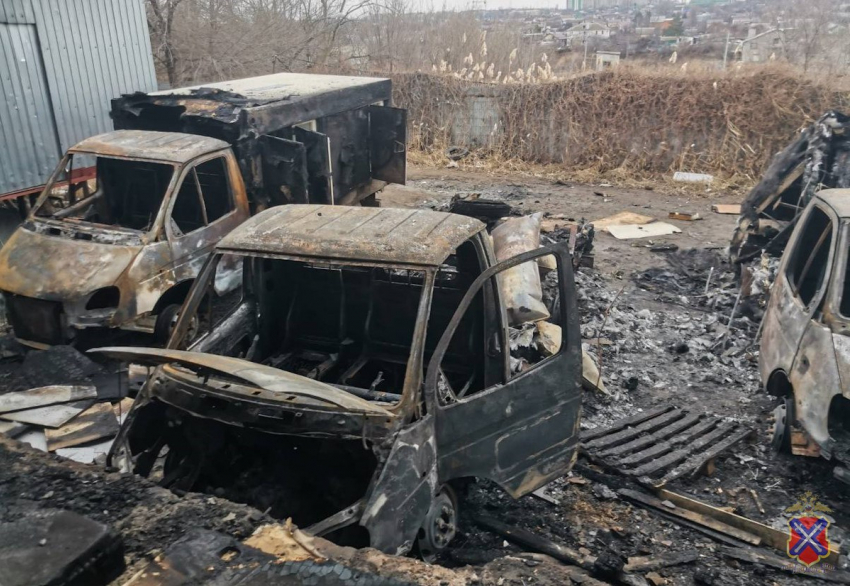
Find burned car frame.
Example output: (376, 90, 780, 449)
(0, 72, 407, 348)
(97, 205, 582, 556)
(760, 189, 850, 478)
(0, 132, 250, 347)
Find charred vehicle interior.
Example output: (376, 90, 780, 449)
(98, 205, 583, 556)
(33, 154, 174, 232)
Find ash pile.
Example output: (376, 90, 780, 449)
(577, 248, 770, 428)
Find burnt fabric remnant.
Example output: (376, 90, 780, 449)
(730, 111, 850, 264)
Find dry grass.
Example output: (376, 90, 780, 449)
(393, 65, 849, 188)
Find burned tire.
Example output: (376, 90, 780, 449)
(154, 304, 181, 344)
(227, 560, 414, 585)
(416, 485, 458, 562)
(154, 304, 198, 345)
(445, 146, 469, 161)
(771, 396, 794, 454)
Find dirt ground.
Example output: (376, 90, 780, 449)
(382, 166, 850, 584)
(0, 165, 847, 586)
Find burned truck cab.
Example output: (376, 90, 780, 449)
(0, 132, 250, 347)
(98, 205, 583, 556)
(0, 72, 406, 347)
(760, 189, 850, 478)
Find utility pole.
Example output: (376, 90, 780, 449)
(583, 33, 589, 69)
(723, 31, 730, 69)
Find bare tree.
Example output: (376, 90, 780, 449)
(147, 0, 185, 86)
(769, 0, 838, 72)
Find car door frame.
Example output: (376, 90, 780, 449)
(163, 151, 248, 281)
(786, 203, 841, 451)
(424, 242, 582, 498)
(762, 202, 834, 388)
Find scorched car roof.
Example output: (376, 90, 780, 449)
(217, 205, 486, 267)
(70, 130, 230, 164)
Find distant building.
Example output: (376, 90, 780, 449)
(596, 51, 621, 70)
(736, 28, 787, 63)
(564, 21, 612, 42)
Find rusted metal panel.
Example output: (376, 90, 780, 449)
(91, 347, 392, 415)
(111, 73, 392, 144)
(217, 205, 485, 267)
(71, 131, 230, 164)
(293, 127, 334, 205)
(259, 136, 308, 204)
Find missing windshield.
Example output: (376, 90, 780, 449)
(34, 153, 174, 232)
(180, 256, 437, 403)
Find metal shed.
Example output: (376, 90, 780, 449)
(0, 0, 157, 197)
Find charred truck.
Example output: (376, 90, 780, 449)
(0, 73, 406, 347)
(95, 205, 583, 557)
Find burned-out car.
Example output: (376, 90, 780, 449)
(0, 131, 250, 347)
(97, 205, 582, 556)
(0, 72, 406, 347)
(760, 189, 850, 481)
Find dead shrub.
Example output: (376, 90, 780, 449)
(392, 67, 849, 182)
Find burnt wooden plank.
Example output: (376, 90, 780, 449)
(600, 412, 703, 458)
(615, 417, 719, 467)
(619, 489, 761, 546)
(581, 406, 673, 442)
(660, 426, 755, 484)
(628, 421, 736, 477)
(584, 408, 686, 451)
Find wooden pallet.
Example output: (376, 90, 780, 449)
(581, 406, 753, 487)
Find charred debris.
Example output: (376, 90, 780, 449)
(0, 194, 811, 586)
(1, 111, 850, 584)
(731, 110, 850, 264)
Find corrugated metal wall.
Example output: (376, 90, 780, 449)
(0, 0, 157, 195)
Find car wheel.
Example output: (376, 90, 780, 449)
(417, 485, 458, 562)
(770, 396, 794, 453)
(154, 304, 197, 345)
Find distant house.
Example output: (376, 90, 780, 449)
(564, 21, 612, 43)
(736, 28, 787, 63)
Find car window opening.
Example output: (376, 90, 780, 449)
(789, 206, 833, 306)
(34, 153, 174, 232)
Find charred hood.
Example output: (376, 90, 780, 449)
(0, 225, 140, 300)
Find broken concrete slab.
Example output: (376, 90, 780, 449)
(1, 400, 95, 428)
(0, 420, 30, 438)
(608, 222, 681, 240)
(0, 385, 97, 414)
(56, 439, 114, 465)
(46, 402, 120, 451)
(673, 172, 714, 184)
(17, 428, 47, 451)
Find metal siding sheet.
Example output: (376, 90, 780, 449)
(0, 0, 35, 23)
(0, 0, 157, 194)
(0, 21, 60, 191)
